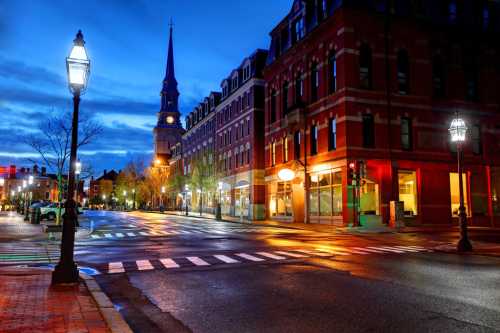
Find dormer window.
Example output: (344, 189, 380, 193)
(243, 64, 251, 81)
(222, 83, 229, 98)
(232, 76, 239, 91)
(291, 17, 305, 44)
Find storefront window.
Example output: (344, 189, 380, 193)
(269, 182, 292, 217)
(309, 169, 342, 217)
(449, 172, 469, 217)
(398, 170, 417, 216)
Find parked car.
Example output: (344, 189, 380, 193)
(40, 203, 83, 220)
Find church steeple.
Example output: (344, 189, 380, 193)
(160, 20, 180, 114)
(154, 20, 184, 158)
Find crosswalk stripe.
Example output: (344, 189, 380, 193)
(104, 233, 113, 238)
(353, 247, 384, 254)
(275, 251, 308, 258)
(368, 246, 405, 253)
(397, 245, 426, 250)
(235, 253, 265, 262)
(139, 232, 149, 236)
(214, 255, 240, 264)
(91, 235, 100, 239)
(391, 246, 421, 252)
(149, 231, 162, 236)
(109, 262, 124, 274)
(256, 252, 286, 260)
(136, 260, 154, 270)
(159, 231, 170, 235)
(341, 248, 369, 255)
(116, 233, 125, 238)
(127, 232, 136, 237)
(187, 256, 210, 266)
(179, 230, 192, 234)
(295, 249, 334, 257)
(160, 258, 180, 268)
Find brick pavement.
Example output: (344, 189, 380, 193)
(0, 268, 110, 333)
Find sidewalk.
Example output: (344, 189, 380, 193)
(0, 267, 110, 333)
(435, 242, 500, 257)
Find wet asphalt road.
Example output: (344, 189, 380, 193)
(66, 210, 500, 333)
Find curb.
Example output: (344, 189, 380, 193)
(80, 272, 133, 333)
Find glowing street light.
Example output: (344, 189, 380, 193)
(449, 114, 472, 252)
(75, 161, 82, 175)
(53, 30, 91, 285)
(278, 168, 295, 182)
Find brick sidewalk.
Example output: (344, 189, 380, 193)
(0, 268, 110, 333)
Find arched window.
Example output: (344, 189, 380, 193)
(359, 44, 372, 89)
(270, 89, 277, 123)
(432, 55, 445, 98)
(295, 72, 304, 104)
(311, 62, 319, 102)
(329, 50, 337, 93)
(397, 49, 410, 95)
(282, 81, 289, 114)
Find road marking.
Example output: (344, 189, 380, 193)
(136, 260, 154, 270)
(159, 231, 170, 235)
(275, 251, 308, 258)
(295, 249, 334, 257)
(91, 235, 100, 239)
(255, 252, 286, 260)
(397, 245, 427, 250)
(104, 233, 113, 238)
(341, 248, 369, 255)
(109, 262, 124, 274)
(353, 247, 384, 254)
(214, 255, 240, 264)
(116, 233, 125, 238)
(368, 246, 405, 253)
(391, 246, 421, 252)
(127, 232, 136, 237)
(149, 231, 162, 236)
(235, 253, 265, 262)
(139, 232, 149, 236)
(160, 258, 180, 268)
(178, 230, 192, 234)
(186, 256, 210, 266)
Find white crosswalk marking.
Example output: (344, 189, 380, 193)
(104, 233, 113, 238)
(354, 247, 384, 254)
(109, 262, 124, 274)
(139, 232, 149, 236)
(149, 231, 162, 236)
(187, 256, 210, 266)
(295, 249, 333, 257)
(256, 252, 286, 260)
(127, 232, 136, 237)
(391, 246, 420, 252)
(341, 248, 369, 255)
(214, 255, 240, 264)
(235, 253, 265, 262)
(116, 233, 124, 238)
(275, 251, 308, 258)
(179, 230, 192, 234)
(368, 246, 405, 253)
(91, 235, 100, 239)
(160, 258, 180, 268)
(136, 260, 154, 270)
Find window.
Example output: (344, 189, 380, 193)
(291, 17, 305, 44)
(309, 170, 343, 217)
(397, 49, 410, 95)
(329, 117, 336, 151)
(449, 172, 469, 217)
(295, 73, 304, 104)
(270, 89, 277, 123)
(401, 117, 412, 150)
(282, 81, 289, 114)
(243, 65, 251, 81)
(310, 125, 318, 155)
(471, 125, 482, 155)
(359, 44, 372, 89)
(432, 55, 445, 98)
(283, 137, 289, 162)
(449, 1, 457, 23)
(398, 171, 418, 216)
(294, 131, 301, 160)
(362, 114, 375, 148)
(232, 76, 238, 90)
(247, 119, 251, 135)
(271, 142, 276, 166)
(235, 125, 239, 140)
(311, 62, 319, 102)
(269, 182, 292, 217)
(247, 148, 250, 165)
(329, 51, 337, 93)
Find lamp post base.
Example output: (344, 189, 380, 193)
(457, 237, 473, 252)
(51, 262, 79, 284)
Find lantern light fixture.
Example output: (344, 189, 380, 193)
(449, 117, 467, 143)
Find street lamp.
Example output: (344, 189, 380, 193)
(52, 30, 90, 285)
(449, 115, 472, 252)
(24, 175, 34, 221)
(132, 189, 136, 210)
(75, 160, 82, 204)
(184, 184, 189, 216)
(216, 182, 223, 220)
(123, 190, 127, 211)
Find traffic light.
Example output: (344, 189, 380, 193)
(348, 161, 356, 185)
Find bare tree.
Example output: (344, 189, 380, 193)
(24, 111, 102, 224)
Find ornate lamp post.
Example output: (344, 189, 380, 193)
(52, 30, 90, 284)
(449, 115, 472, 252)
(24, 176, 33, 221)
(184, 185, 189, 216)
(216, 182, 222, 220)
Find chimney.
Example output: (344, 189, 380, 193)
(41, 167, 47, 176)
(103, 169, 107, 176)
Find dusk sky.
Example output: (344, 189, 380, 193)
(0, 0, 290, 176)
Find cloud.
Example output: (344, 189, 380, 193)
(0, 55, 65, 86)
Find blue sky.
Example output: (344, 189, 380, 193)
(0, 0, 290, 176)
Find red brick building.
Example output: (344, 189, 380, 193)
(216, 50, 268, 220)
(264, 0, 500, 227)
